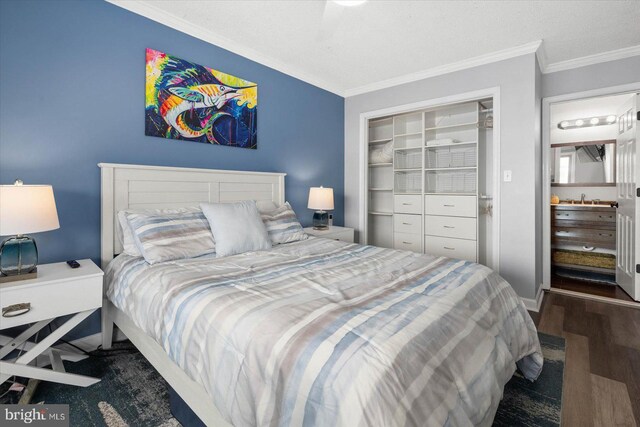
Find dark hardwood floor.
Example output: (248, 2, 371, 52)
(533, 292, 640, 426)
(551, 273, 635, 302)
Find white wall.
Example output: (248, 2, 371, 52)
(345, 54, 540, 300)
(535, 57, 543, 296)
(543, 55, 640, 98)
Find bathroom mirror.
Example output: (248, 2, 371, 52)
(550, 140, 616, 186)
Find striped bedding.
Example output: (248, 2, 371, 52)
(105, 238, 543, 427)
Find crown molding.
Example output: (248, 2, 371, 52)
(543, 44, 640, 74)
(343, 41, 542, 97)
(106, 0, 345, 96)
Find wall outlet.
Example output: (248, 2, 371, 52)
(503, 170, 512, 182)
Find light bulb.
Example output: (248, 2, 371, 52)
(590, 117, 600, 125)
(560, 121, 569, 129)
(606, 115, 616, 123)
(575, 119, 584, 127)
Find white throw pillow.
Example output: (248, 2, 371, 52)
(256, 200, 278, 213)
(201, 201, 272, 257)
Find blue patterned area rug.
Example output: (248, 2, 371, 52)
(0, 333, 564, 426)
(493, 332, 565, 426)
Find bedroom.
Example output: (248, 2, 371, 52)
(0, 0, 638, 426)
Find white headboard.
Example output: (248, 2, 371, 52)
(99, 163, 286, 268)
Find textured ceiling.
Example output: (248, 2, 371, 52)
(118, 0, 640, 95)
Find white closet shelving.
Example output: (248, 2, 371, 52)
(365, 99, 494, 263)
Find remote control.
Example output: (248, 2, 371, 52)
(66, 260, 80, 269)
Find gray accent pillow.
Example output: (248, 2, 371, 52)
(201, 201, 272, 257)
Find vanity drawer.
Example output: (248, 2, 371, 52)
(425, 236, 476, 262)
(394, 214, 422, 235)
(425, 195, 476, 217)
(552, 227, 616, 249)
(552, 209, 615, 224)
(394, 232, 422, 252)
(394, 195, 422, 214)
(425, 215, 476, 240)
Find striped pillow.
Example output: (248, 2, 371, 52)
(261, 202, 308, 245)
(126, 210, 215, 264)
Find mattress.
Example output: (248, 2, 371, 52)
(105, 237, 543, 427)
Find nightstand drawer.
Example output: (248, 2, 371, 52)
(326, 229, 355, 242)
(0, 268, 102, 329)
(303, 227, 355, 243)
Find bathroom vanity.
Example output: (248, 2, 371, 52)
(551, 203, 616, 274)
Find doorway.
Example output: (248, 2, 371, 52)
(542, 84, 640, 303)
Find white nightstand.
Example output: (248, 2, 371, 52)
(0, 259, 103, 387)
(304, 226, 355, 243)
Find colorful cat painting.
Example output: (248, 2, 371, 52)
(145, 48, 257, 149)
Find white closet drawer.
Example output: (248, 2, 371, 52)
(394, 232, 422, 252)
(425, 195, 476, 217)
(394, 214, 422, 235)
(394, 195, 422, 214)
(425, 216, 476, 240)
(425, 236, 476, 262)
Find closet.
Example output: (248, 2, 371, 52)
(366, 99, 494, 265)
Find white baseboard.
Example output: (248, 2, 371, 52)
(521, 286, 545, 312)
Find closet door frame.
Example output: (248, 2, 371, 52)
(358, 86, 501, 273)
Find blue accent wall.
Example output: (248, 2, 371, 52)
(0, 0, 344, 338)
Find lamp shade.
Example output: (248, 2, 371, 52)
(307, 187, 334, 210)
(0, 184, 60, 235)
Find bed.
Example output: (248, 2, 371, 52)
(99, 163, 543, 427)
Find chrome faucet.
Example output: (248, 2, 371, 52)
(581, 193, 586, 204)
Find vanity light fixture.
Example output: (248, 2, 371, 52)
(558, 115, 617, 130)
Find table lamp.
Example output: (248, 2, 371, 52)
(308, 186, 334, 230)
(0, 180, 60, 282)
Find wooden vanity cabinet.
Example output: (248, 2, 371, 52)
(551, 205, 616, 250)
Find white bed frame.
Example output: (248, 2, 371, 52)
(99, 163, 286, 426)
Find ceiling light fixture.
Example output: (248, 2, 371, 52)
(333, 0, 367, 6)
(557, 115, 617, 130)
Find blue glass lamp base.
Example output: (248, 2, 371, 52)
(312, 211, 329, 229)
(0, 235, 38, 282)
